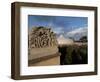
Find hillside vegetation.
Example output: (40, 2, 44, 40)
(59, 44, 87, 65)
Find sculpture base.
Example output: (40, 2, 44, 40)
(28, 53, 60, 66)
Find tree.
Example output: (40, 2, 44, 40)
(79, 36, 87, 42)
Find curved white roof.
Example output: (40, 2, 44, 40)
(57, 34, 74, 45)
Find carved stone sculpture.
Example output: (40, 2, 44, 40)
(29, 26, 58, 49)
(28, 26, 60, 65)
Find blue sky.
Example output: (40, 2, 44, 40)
(28, 15, 88, 40)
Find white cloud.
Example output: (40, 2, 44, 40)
(53, 27, 64, 34)
(47, 22, 64, 34)
(66, 27, 87, 40)
(67, 27, 87, 35)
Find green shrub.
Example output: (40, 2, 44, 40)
(59, 45, 87, 65)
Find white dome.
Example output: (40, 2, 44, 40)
(57, 34, 74, 45)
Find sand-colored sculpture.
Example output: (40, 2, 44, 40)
(28, 26, 60, 66)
